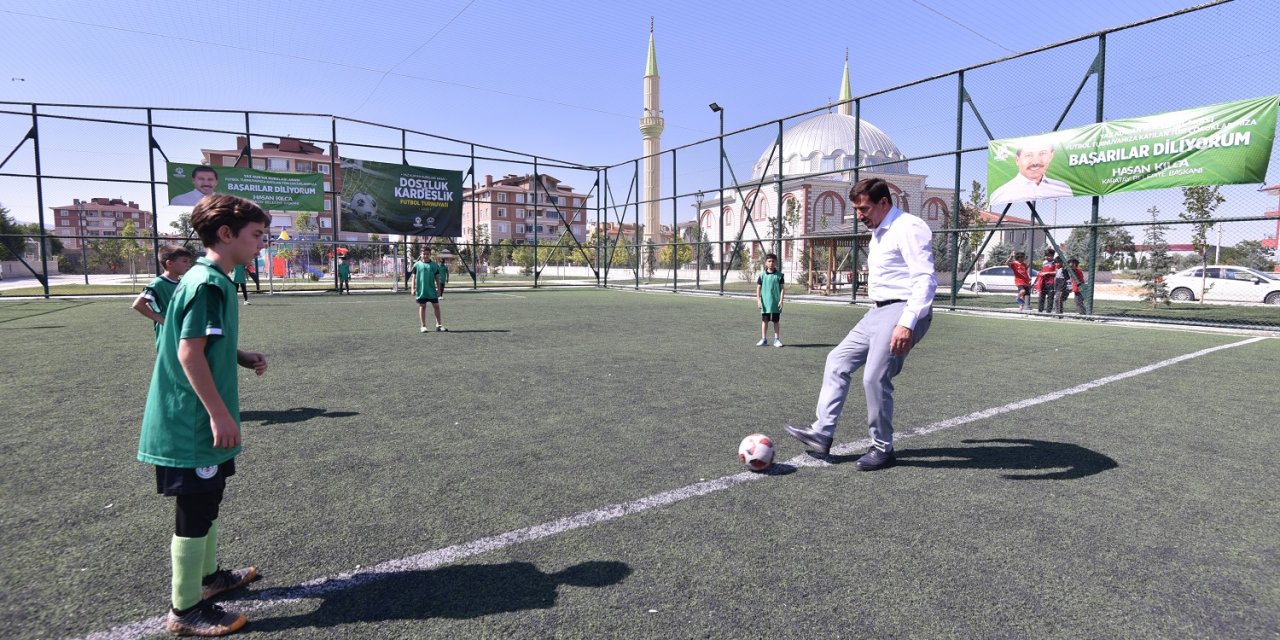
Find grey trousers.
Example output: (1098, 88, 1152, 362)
(812, 303, 932, 450)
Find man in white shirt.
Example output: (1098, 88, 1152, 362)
(990, 139, 1073, 206)
(785, 178, 937, 471)
(170, 166, 219, 206)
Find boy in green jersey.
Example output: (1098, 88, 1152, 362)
(337, 255, 351, 294)
(138, 194, 270, 636)
(231, 264, 250, 305)
(131, 245, 194, 346)
(756, 253, 785, 347)
(412, 246, 448, 332)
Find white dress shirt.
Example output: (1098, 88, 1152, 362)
(989, 174, 1073, 206)
(868, 206, 937, 330)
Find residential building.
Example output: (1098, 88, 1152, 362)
(51, 198, 154, 250)
(462, 174, 590, 246)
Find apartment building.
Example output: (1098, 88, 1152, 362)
(50, 198, 154, 250)
(461, 174, 590, 245)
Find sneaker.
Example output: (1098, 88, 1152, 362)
(773, 339, 783, 348)
(420, 326, 429, 333)
(756, 339, 768, 347)
(783, 424, 832, 455)
(201, 566, 258, 601)
(436, 325, 448, 332)
(163, 600, 247, 637)
(241, 300, 250, 306)
(855, 447, 896, 471)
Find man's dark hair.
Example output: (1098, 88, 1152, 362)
(159, 245, 194, 265)
(192, 165, 218, 179)
(191, 194, 269, 247)
(1068, 258, 1079, 266)
(849, 178, 892, 206)
(764, 253, 778, 262)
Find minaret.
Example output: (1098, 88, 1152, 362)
(838, 49, 853, 117)
(639, 19, 664, 250)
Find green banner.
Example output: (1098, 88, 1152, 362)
(338, 158, 463, 236)
(988, 95, 1279, 206)
(166, 162, 325, 210)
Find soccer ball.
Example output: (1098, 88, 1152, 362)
(347, 192, 379, 219)
(738, 433, 775, 472)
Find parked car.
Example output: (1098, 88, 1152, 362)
(1161, 265, 1280, 304)
(963, 265, 1038, 292)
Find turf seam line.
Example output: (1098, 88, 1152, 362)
(72, 335, 1265, 640)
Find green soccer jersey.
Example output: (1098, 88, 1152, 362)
(413, 260, 445, 299)
(138, 257, 242, 468)
(231, 265, 247, 285)
(337, 262, 350, 279)
(757, 269, 785, 313)
(140, 275, 180, 343)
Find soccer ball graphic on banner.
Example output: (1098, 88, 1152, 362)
(738, 433, 775, 472)
(347, 192, 379, 220)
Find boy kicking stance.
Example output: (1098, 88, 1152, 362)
(138, 194, 270, 636)
(413, 246, 448, 332)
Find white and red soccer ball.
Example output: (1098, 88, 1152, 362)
(738, 433, 775, 472)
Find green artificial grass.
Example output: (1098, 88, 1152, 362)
(1, 290, 1276, 638)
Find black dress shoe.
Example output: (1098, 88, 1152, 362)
(855, 447, 896, 471)
(784, 424, 832, 455)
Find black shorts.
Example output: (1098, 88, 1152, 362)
(761, 312, 781, 322)
(155, 459, 236, 496)
(1016, 284, 1031, 297)
(416, 296, 440, 305)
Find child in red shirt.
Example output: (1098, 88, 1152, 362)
(1008, 251, 1031, 311)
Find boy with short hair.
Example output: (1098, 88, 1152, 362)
(413, 246, 448, 332)
(1007, 251, 1031, 311)
(132, 246, 194, 346)
(138, 194, 270, 637)
(337, 255, 351, 294)
(1035, 248, 1057, 313)
(756, 253, 785, 347)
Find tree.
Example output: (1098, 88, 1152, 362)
(120, 220, 148, 283)
(1063, 217, 1134, 270)
(1179, 185, 1225, 303)
(511, 243, 537, 275)
(935, 180, 983, 272)
(0, 204, 26, 261)
(686, 227, 714, 268)
(658, 236, 692, 268)
(1137, 206, 1172, 308)
(987, 242, 1015, 268)
(170, 213, 197, 247)
(1224, 239, 1276, 271)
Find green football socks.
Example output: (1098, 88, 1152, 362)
(202, 519, 220, 577)
(170, 535, 206, 611)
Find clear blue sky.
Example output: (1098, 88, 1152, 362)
(1, 0, 1276, 237)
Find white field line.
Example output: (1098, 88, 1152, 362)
(75, 336, 1266, 640)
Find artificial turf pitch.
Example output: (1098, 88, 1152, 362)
(1, 289, 1277, 639)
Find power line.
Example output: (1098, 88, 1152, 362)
(348, 0, 477, 116)
(908, 0, 1017, 54)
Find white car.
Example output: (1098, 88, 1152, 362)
(963, 265, 1037, 293)
(1162, 265, 1280, 305)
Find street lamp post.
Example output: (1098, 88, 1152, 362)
(78, 201, 88, 285)
(709, 102, 724, 294)
(695, 190, 704, 289)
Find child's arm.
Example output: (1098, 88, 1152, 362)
(779, 281, 785, 308)
(237, 349, 268, 376)
(178, 337, 239, 449)
(131, 294, 164, 324)
(756, 283, 763, 308)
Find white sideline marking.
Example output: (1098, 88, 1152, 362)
(75, 336, 1265, 640)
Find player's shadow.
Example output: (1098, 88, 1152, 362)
(774, 343, 836, 349)
(240, 407, 359, 426)
(250, 560, 631, 631)
(827, 438, 1118, 480)
(439, 329, 511, 333)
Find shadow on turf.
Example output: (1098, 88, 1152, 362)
(824, 438, 1118, 480)
(436, 329, 511, 333)
(773, 343, 836, 349)
(249, 560, 631, 630)
(241, 407, 359, 426)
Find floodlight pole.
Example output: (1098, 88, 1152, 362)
(710, 102, 724, 295)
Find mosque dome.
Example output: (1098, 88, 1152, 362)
(751, 112, 908, 180)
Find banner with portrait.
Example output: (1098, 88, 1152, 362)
(166, 162, 325, 210)
(337, 158, 463, 236)
(988, 95, 1279, 206)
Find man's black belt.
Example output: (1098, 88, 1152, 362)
(875, 299, 905, 307)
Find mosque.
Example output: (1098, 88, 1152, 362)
(640, 29, 956, 274)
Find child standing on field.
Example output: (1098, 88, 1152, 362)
(1007, 251, 1031, 312)
(413, 246, 448, 332)
(231, 264, 250, 305)
(337, 255, 351, 295)
(131, 246, 194, 346)
(756, 253, 785, 347)
(138, 194, 270, 637)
